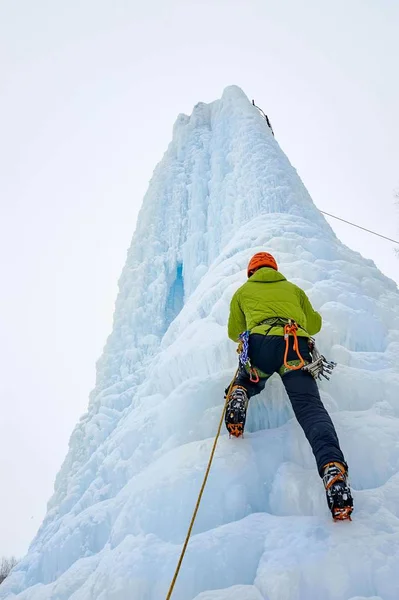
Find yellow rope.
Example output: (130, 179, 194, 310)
(165, 369, 239, 600)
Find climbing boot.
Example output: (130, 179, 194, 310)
(323, 462, 353, 521)
(225, 385, 248, 438)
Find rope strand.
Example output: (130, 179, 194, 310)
(165, 369, 239, 600)
(320, 210, 399, 245)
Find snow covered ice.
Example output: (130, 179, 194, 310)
(2, 86, 399, 600)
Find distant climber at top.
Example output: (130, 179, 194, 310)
(225, 252, 353, 521)
(251, 99, 274, 135)
(264, 114, 274, 136)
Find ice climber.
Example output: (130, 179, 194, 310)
(225, 252, 353, 521)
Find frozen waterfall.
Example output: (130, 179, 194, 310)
(2, 86, 399, 600)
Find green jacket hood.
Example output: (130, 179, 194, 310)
(248, 268, 286, 284)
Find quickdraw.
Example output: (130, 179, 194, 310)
(303, 338, 337, 381)
(283, 319, 306, 371)
(237, 331, 259, 383)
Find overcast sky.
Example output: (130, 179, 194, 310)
(0, 0, 398, 558)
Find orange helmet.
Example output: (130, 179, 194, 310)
(247, 252, 278, 277)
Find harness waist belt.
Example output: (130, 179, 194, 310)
(254, 317, 308, 336)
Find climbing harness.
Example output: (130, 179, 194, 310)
(243, 316, 336, 380)
(165, 370, 239, 600)
(256, 317, 308, 373)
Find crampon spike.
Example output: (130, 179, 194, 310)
(227, 423, 244, 438)
(333, 506, 353, 522)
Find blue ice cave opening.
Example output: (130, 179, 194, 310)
(165, 262, 184, 329)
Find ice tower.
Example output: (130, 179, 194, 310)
(2, 86, 399, 600)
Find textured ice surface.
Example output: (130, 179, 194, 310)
(2, 86, 399, 599)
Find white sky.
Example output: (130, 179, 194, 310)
(0, 0, 398, 558)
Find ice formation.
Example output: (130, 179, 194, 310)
(2, 86, 399, 600)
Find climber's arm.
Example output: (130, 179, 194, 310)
(228, 292, 246, 342)
(300, 290, 322, 336)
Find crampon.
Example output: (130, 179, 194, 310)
(323, 462, 354, 522)
(225, 385, 248, 438)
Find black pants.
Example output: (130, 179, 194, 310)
(234, 335, 346, 476)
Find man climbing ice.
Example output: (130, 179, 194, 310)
(226, 252, 353, 521)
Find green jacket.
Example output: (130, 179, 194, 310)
(228, 268, 322, 342)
